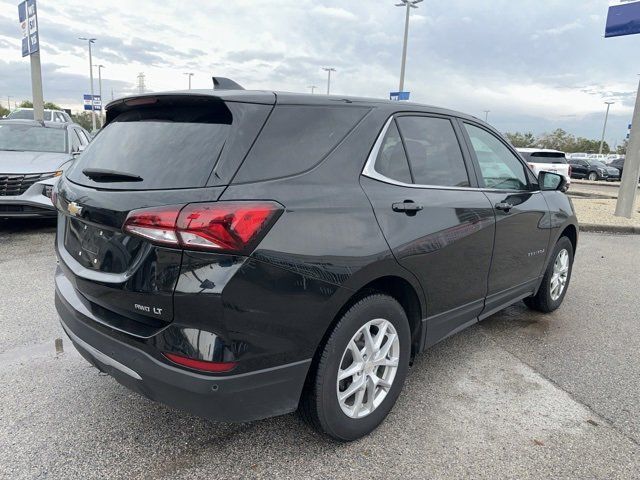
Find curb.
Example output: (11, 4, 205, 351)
(580, 223, 640, 234)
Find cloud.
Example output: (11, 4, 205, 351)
(311, 6, 357, 21)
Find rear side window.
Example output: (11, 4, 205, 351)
(233, 105, 369, 183)
(529, 152, 567, 164)
(374, 121, 412, 183)
(67, 103, 232, 190)
(396, 116, 469, 187)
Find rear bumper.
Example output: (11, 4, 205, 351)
(55, 272, 311, 423)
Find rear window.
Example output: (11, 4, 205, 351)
(8, 110, 53, 121)
(523, 152, 567, 164)
(67, 103, 232, 190)
(233, 105, 369, 183)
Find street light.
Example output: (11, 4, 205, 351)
(308, 85, 318, 94)
(322, 67, 336, 95)
(395, 0, 423, 92)
(599, 101, 615, 155)
(483, 110, 490, 122)
(7, 96, 12, 111)
(79, 37, 97, 131)
(93, 64, 105, 126)
(184, 72, 194, 90)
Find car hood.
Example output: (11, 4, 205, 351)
(0, 150, 71, 174)
(606, 167, 620, 174)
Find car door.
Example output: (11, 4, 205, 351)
(460, 121, 551, 318)
(571, 160, 588, 178)
(360, 114, 496, 346)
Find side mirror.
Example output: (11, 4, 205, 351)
(72, 144, 86, 157)
(538, 171, 567, 192)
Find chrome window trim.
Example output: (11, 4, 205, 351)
(361, 115, 539, 194)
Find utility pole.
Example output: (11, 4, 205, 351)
(7, 96, 12, 111)
(308, 85, 318, 94)
(483, 110, 490, 122)
(94, 64, 105, 127)
(79, 37, 96, 131)
(599, 101, 615, 154)
(322, 67, 336, 95)
(615, 78, 640, 218)
(395, 0, 422, 92)
(184, 72, 194, 89)
(137, 72, 146, 94)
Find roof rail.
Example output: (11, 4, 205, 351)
(212, 77, 245, 90)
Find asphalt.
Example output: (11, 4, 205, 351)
(1, 220, 639, 479)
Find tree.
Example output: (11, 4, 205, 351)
(504, 131, 537, 148)
(18, 100, 62, 110)
(617, 139, 628, 155)
(71, 112, 93, 131)
(0, 105, 8, 118)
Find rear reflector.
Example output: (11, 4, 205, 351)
(123, 201, 282, 254)
(163, 352, 237, 373)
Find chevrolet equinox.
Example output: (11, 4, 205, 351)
(54, 85, 578, 441)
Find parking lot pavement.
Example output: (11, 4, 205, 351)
(1, 224, 639, 479)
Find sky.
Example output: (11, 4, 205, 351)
(0, 0, 638, 147)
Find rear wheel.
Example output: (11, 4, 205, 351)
(588, 172, 598, 181)
(524, 236, 573, 313)
(300, 294, 411, 441)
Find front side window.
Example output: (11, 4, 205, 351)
(464, 123, 528, 190)
(374, 120, 412, 184)
(396, 116, 469, 187)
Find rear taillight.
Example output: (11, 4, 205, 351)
(568, 165, 572, 177)
(163, 352, 237, 373)
(123, 201, 282, 254)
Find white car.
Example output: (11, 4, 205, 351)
(6, 108, 72, 123)
(517, 148, 571, 189)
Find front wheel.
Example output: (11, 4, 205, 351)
(524, 236, 574, 313)
(587, 172, 598, 181)
(300, 294, 411, 441)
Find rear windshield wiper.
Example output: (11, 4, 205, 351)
(82, 168, 143, 182)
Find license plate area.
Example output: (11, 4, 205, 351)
(64, 217, 145, 273)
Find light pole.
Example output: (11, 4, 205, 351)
(79, 37, 97, 132)
(7, 96, 12, 111)
(599, 101, 615, 155)
(308, 85, 318, 94)
(94, 64, 105, 127)
(322, 67, 336, 95)
(483, 110, 490, 122)
(184, 72, 194, 89)
(395, 0, 422, 92)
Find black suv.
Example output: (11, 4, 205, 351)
(54, 88, 578, 441)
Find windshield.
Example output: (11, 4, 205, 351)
(591, 161, 607, 168)
(7, 110, 53, 121)
(0, 123, 67, 153)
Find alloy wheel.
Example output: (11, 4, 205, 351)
(336, 318, 400, 419)
(550, 248, 570, 301)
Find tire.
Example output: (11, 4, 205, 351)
(524, 236, 574, 313)
(300, 294, 411, 441)
(587, 172, 598, 181)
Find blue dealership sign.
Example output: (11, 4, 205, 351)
(390, 91, 410, 101)
(605, 0, 640, 38)
(18, 0, 39, 57)
(83, 94, 102, 111)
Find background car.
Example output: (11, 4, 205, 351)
(0, 119, 91, 217)
(516, 148, 571, 189)
(568, 158, 620, 181)
(6, 108, 72, 123)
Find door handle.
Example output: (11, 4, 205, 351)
(495, 201, 514, 212)
(392, 200, 423, 214)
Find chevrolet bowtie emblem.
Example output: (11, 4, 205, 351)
(67, 201, 83, 217)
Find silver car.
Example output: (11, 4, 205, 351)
(0, 120, 91, 217)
